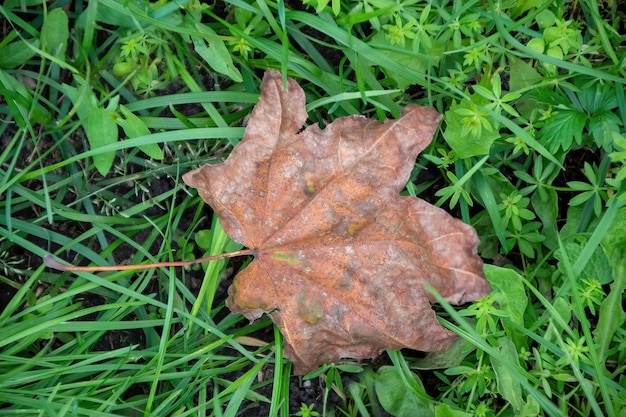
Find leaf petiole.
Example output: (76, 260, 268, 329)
(43, 249, 255, 272)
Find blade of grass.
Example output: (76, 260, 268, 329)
(224, 361, 266, 417)
(573, 194, 625, 273)
(488, 0, 625, 84)
(555, 234, 615, 417)
(269, 326, 288, 417)
(426, 284, 561, 417)
(472, 169, 507, 248)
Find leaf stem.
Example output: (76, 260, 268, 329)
(43, 249, 256, 272)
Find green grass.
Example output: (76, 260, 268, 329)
(1, 1, 625, 416)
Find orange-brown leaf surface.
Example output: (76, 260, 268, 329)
(183, 70, 490, 374)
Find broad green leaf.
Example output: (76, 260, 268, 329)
(559, 205, 586, 241)
(367, 31, 443, 90)
(41, 8, 69, 57)
(492, 336, 524, 412)
(595, 207, 626, 366)
(526, 38, 545, 54)
(471, 84, 493, 101)
(106, 94, 120, 112)
(531, 188, 558, 250)
(192, 23, 242, 83)
(602, 207, 626, 262)
(0, 39, 39, 69)
(194, 229, 213, 251)
(544, 46, 563, 73)
(434, 404, 472, 417)
(60, 80, 97, 120)
(62, 80, 120, 175)
(578, 81, 618, 113)
(443, 100, 500, 158)
(116, 105, 164, 160)
(555, 242, 612, 285)
(86, 107, 118, 176)
(552, 296, 572, 327)
(536, 9, 556, 29)
(508, 57, 543, 117)
(484, 264, 528, 349)
(518, 396, 541, 417)
(411, 337, 471, 370)
(375, 366, 435, 417)
(539, 108, 586, 153)
(589, 110, 621, 151)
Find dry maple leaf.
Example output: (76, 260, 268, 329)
(183, 70, 490, 374)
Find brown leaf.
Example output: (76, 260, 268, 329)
(183, 70, 490, 374)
